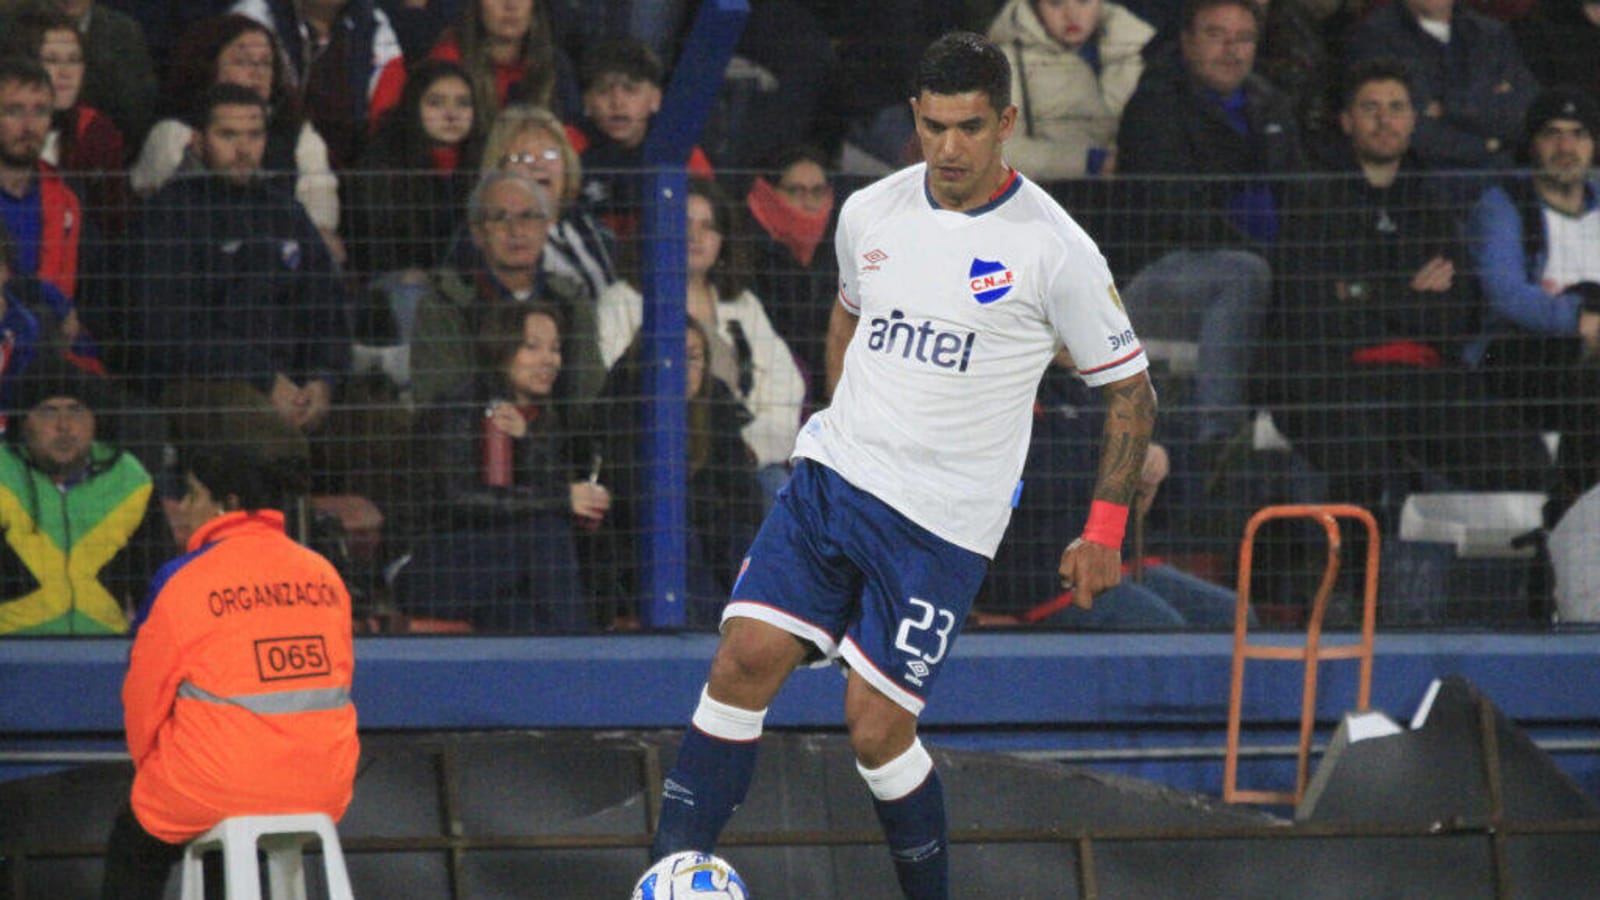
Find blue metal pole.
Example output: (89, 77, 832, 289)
(637, 0, 749, 627)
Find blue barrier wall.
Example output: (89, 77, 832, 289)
(6, 631, 1598, 799)
(6, 630, 1598, 734)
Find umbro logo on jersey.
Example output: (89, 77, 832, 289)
(968, 258, 1014, 304)
(863, 248, 888, 271)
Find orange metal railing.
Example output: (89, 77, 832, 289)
(1223, 504, 1381, 806)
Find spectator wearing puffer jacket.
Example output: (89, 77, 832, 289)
(987, 0, 1155, 179)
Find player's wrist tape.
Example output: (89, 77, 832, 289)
(691, 685, 767, 743)
(1082, 500, 1129, 549)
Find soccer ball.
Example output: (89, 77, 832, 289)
(631, 850, 749, 899)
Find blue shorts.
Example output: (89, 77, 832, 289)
(723, 460, 988, 715)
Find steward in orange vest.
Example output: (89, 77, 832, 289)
(101, 446, 358, 900)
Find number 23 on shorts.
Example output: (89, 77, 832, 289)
(895, 598, 956, 665)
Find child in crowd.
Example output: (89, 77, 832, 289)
(566, 37, 712, 239)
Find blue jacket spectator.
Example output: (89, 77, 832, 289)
(1465, 87, 1600, 524)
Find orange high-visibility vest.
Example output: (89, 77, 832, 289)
(122, 510, 358, 844)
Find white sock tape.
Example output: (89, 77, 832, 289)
(690, 685, 767, 743)
(857, 739, 934, 802)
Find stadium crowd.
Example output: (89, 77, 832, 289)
(1, 0, 1598, 634)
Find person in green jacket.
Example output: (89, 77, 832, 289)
(0, 358, 167, 635)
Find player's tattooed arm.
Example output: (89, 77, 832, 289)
(1092, 370, 1157, 507)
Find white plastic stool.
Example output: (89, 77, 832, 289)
(180, 813, 354, 900)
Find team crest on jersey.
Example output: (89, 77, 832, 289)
(968, 259, 1014, 304)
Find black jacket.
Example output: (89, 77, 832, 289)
(1261, 161, 1479, 393)
(409, 374, 581, 535)
(130, 174, 352, 393)
(1346, 3, 1538, 170)
(1116, 51, 1304, 259)
(592, 344, 763, 621)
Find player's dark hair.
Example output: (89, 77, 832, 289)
(913, 31, 1011, 115)
(0, 54, 52, 94)
(183, 444, 307, 512)
(1341, 57, 1411, 111)
(1181, 0, 1263, 34)
(188, 81, 269, 131)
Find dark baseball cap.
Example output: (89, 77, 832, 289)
(1525, 87, 1600, 142)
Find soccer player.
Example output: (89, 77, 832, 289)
(649, 30, 1155, 899)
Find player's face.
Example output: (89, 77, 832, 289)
(419, 75, 475, 146)
(21, 397, 94, 476)
(1341, 78, 1415, 166)
(481, 0, 534, 43)
(0, 79, 52, 168)
(505, 310, 562, 401)
(1034, 0, 1103, 50)
(1532, 119, 1595, 189)
(1181, 3, 1258, 94)
(499, 129, 568, 206)
(215, 30, 276, 103)
(912, 90, 1017, 212)
(194, 102, 267, 184)
(39, 28, 85, 111)
(583, 74, 660, 148)
(686, 193, 722, 279)
(473, 179, 550, 273)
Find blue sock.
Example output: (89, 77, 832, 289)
(860, 740, 949, 900)
(871, 769, 949, 900)
(652, 689, 763, 859)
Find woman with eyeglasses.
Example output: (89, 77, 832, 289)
(477, 103, 618, 303)
(130, 15, 340, 253)
(745, 144, 839, 405)
(2, 5, 130, 235)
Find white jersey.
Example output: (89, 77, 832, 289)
(793, 164, 1146, 557)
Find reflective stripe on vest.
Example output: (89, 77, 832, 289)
(177, 680, 351, 715)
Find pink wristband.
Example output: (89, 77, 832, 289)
(1082, 500, 1129, 549)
